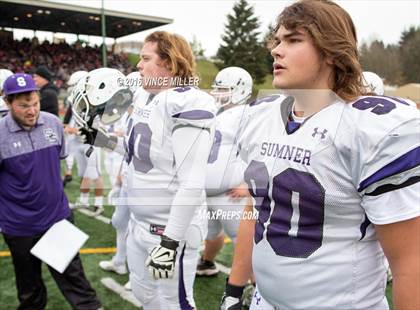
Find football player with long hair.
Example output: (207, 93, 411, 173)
(222, 1, 419, 309)
(75, 32, 216, 309)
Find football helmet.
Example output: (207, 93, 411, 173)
(67, 70, 88, 89)
(71, 68, 132, 128)
(0, 69, 13, 93)
(0, 98, 8, 117)
(211, 67, 252, 108)
(362, 71, 384, 96)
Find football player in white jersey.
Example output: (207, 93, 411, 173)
(77, 31, 216, 309)
(0, 69, 13, 118)
(362, 71, 418, 109)
(224, 1, 419, 309)
(63, 70, 88, 187)
(197, 67, 252, 277)
(99, 74, 149, 287)
(125, 31, 216, 310)
(362, 71, 385, 96)
(72, 68, 132, 216)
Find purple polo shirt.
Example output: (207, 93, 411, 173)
(0, 111, 70, 236)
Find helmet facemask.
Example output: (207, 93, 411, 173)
(210, 67, 253, 109)
(71, 68, 133, 129)
(210, 85, 234, 108)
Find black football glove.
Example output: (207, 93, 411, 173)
(78, 127, 118, 150)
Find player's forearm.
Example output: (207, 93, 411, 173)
(392, 272, 420, 310)
(375, 216, 420, 310)
(391, 242, 420, 310)
(228, 199, 255, 286)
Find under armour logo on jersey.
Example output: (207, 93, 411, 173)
(312, 127, 328, 139)
(254, 291, 262, 305)
(13, 141, 22, 148)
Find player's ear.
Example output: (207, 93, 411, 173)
(163, 59, 172, 72)
(325, 55, 334, 66)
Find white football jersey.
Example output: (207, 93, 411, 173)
(238, 94, 420, 309)
(206, 105, 248, 196)
(122, 86, 151, 179)
(124, 86, 216, 230)
(0, 97, 8, 118)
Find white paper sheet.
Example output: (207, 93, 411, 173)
(30, 219, 89, 273)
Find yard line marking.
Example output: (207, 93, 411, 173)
(74, 207, 112, 224)
(80, 247, 116, 254)
(0, 247, 117, 257)
(0, 251, 10, 257)
(101, 277, 142, 308)
(224, 237, 232, 244)
(1, 235, 232, 257)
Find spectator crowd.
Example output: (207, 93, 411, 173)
(0, 37, 133, 88)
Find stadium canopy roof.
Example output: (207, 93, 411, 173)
(0, 0, 172, 39)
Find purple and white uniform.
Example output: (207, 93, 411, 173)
(238, 94, 419, 310)
(205, 105, 248, 242)
(124, 86, 216, 309)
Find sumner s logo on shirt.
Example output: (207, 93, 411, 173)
(43, 128, 57, 143)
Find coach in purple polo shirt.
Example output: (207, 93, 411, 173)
(0, 73, 101, 310)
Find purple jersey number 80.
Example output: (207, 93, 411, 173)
(127, 122, 153, 173)
(244, 160, 325, 258)
(207, 130, 222, 164)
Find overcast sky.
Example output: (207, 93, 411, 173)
(14, 0, 420, 57)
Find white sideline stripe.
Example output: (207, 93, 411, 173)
(101, 277, 142, 308)
(69, 203, 111, 224)
(77, 208, 111, 224)
(215, 262, 231, 275)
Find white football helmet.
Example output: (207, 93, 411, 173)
(126, 71, 141, 93)
(0, 69, 13, 93)
(362, 71, 384, 96)
(71, 68, 132, 128)
(211, 66, 253, 107)
(68, 70, 88, 88)
(0, 98, 8, 117)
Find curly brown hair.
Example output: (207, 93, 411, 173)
(144, 31, 196, 80)
(272, 0, 365, 101)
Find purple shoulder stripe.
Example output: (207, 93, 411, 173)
(172, 110, 214, 120)
(383, 96, 409, 105)
(358, 146, 420, 192)
(250, 94, 281, 107)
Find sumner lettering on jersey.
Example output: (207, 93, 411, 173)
(260, 142, 311, 166)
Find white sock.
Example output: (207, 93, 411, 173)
(94, 196, 103, 206)
(79, 192, 89, 204)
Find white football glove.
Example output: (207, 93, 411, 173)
(220, 295, 242, 310)
(145, 235, 179, 279)
(219, 279, 244, 310)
